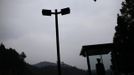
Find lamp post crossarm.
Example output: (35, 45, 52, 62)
(51, 11, 61, 15)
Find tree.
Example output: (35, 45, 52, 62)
(0, 43, 27, 75)
(112, 0, 134, 74)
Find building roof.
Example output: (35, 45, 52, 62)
(80, 43, 113, 57)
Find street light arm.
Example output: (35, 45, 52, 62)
(51, 11, 61, 15)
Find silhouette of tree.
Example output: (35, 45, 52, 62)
(0, 43, 27, 75)
(20, 52, 27, 61)
(112, 0, 134, 74)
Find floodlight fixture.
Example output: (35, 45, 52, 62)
(42, 9, 52, 16)
(42, 7, 70, 16)
(61, 7, 70, 15)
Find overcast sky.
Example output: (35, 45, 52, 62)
(0, 0, 122, 70)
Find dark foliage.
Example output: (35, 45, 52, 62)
(0, 43, 31, 75)
(112, 0, 134, 74)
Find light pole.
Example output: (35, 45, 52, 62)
(42, 7, 70, 75)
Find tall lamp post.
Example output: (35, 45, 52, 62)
(42, 7, 70, 75)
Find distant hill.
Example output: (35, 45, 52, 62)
(34, 61, 78, 68)
(25, 61, 112, 75)
(34, 61, 57, 68)
(31, 61, 87, 75)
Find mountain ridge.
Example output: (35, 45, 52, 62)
(30, 61, 87, 75)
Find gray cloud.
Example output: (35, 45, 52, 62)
(0, 0, 123, 70)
